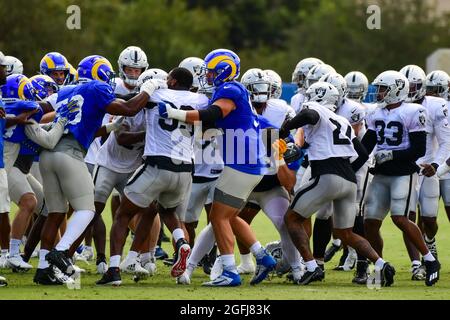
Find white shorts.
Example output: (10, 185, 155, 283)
(125, 164, 192, 209)
(177, 178, 217, 223)
(439, 178, 450, 207)
(3, 141, 20, 171)
(94, 166, 133, 204)
(410, 174, 439, 218)
(365, 173, 418, 220)
(213, 166, 263, 209)
(7, 166, 34, 204)
(0, 169, 10, 213)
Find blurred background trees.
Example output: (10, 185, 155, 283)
(1, 0, 449, 81)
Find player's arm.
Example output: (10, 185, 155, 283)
(361, 129, 377, 154)
(351, 138, 369, 172)
(351, 122, 363, 137)
(159, 98, 236, 125)
(279, 108, 319, 138)
(24, 117, 67, 150)
(116, 128, 145, 146)
(106, 79, 166, 116)
(5, 108, 39, 128)
(277, 165, 297, 193)
(431, 115, 450, 169)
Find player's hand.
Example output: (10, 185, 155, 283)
(0, 107, 5, 118)
(272, 139, 287, 160)
(375, 150, 393, 165)
(140, 79, 168, 97)
(57, 104, 77, 123)
(420, 163, 436, 177)
(158, 102, 172, 119)
(105, 116, 125, 133)
(15, 108, 39, 125)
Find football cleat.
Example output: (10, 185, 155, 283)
(210, 256, 223, 281)
(176, 272, 191, 285)
(33, 267, 64, 285)
(45, 249, 75, 276)
(379, 262, 396, 287)
(324, 243, 342, 262)
(0, 254, 8, 269)
(237, 261, 256, 275)
(424, 260, 440, 286)
(96, 261, 108, 274)
(171, 239, 191, 278)
(202, 270, 241, 287)
(293, 267, 324, 285)
(411, 263, 426, 281)
(250, 251, 277, 285)
(7, 254, 33, 270)
(96, 267, 122, 286)
(120, 257, 149, 276)
(352, 260, 369, 285)
(154, 246, 168, 260)
(0, 275, 7, 287)
(80, 246, 94, 261)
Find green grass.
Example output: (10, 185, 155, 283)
(1, 200, 450, 300)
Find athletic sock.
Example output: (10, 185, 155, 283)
(110, 255, 121, 268)
(55, 210, 95, 251)
(126, 250, 138, 261)
(9, 238, 22, 256)
(374, 258, 385, 271)
(423, 252, 436, 262)
(313, 218, 332, 258)
(305, 259, 318, 272)
(221, 254, 238, 274)
(239, 253, 253, 266)
(38, 249, 49, 269)
(332, 238, 342, 247)
(172, 228, 184, 243)
(249, 241, 265, 260)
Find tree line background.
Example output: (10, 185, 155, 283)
(1, 0, 449, 82)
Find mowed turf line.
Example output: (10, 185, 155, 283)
(1, 199, 450, 300)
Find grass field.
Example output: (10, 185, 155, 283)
(1, 200, 450, 300)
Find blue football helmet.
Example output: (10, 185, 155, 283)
(0, 74, 35, 103)
(40, 52, 70, 85)
(30, 75, 59, 100)
(77, 55, 115, 88)
(202, 49, 240, 87)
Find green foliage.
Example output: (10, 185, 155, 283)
(0, 0, 449, 82)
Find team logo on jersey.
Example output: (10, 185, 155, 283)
(418, 110, 426, 126)
(395, 79, 405, 90)
(351, 112, 361, 123)
(443, 107, 448, 118)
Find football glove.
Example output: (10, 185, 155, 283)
(375, 150, 393, 165)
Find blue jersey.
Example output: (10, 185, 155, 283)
(4, 101, 43, 155)
(213, 81, 268, 175)
(55, 81, 115, 150)
(0, 99, 5, 168)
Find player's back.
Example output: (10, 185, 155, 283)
(290, 92, 305, 114)
(145, 88, 208, 163)
(55, 81, 115, 151)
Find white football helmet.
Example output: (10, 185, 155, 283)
(319, 72, 347, 107)
(118, 46, 149, 87)
(4, 56, 23, 76)
(305, 81, 340, 111)
(241, 68, 272, 103)
(0, 51, 6, 66)
(425, 70, 450, 100)
(344, 71, 369, 101)
(292, 57, 323, 92)
(372, 70, 409, 108)
(179, 57, 205, 90)
(264, 69, 282, 99)
(136, 68, 168, 88)
(400, 65, 426, 102)
(305, 64, 336, 89)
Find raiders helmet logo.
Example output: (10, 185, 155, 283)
(315, 87, 326, 99)
(395, 79, 405, 90)
(419, 112, 426, 126)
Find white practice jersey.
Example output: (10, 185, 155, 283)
(337, 98, 367, 140)
(114, 78, 135, 96)
(84, 114, 111, 165)
(442, 100, 450, 180)
(85, 79, 133, 165)
(366, 102, 427, 153)
(263, 99, 296, 128)
(302, 102, 358, 161)
(45, 93, 58, 110)
(417, 96, 450, 166)
(145, 89, 209, 162)
(193, 134, 224, 178)
(96, 110, 146, 173)
(290, 92, 306, 114)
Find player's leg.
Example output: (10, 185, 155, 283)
(313, 203, 333, 270)
(389, 174, 440, 286)
(333, 179, 395, 287)
(0, 168, 11, 269)
(236, 201, 260, 274)
(364, 175, 391, 257)
(419, 175, 440, 258)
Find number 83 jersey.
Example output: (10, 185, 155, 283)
(145, 89, 209, 162)
(366, 102, 427, 152)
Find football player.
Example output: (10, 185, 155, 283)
(291, 58, 323, 113)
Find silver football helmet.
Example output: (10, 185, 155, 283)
(118, 46, 149, 87)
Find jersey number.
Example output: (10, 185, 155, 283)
(329, 118, 352, 145)
(158, 101, 194, 136)
(374, 121, 403, 146)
